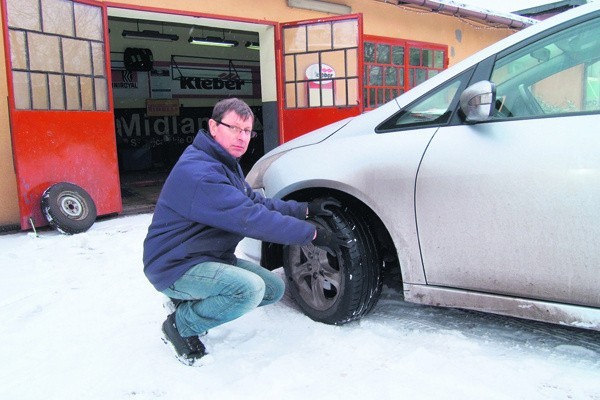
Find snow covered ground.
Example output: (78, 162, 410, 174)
(1, 213, 599, 400)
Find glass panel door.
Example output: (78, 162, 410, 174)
(279, 15, 362, 143)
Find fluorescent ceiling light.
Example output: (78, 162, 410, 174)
(188, 36, 239, 47)
(245, 41, 260, 50)
(122, 29, 179, 42)
(287, 0, 351, 14)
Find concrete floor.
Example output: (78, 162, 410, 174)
(119, 170, 166, 215)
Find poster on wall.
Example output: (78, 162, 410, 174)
(306, 63, 335, 107)
(111, 69, 150, 99)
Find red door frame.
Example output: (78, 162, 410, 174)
(1, 0, 121, 230)
(276, 14, 364, 144)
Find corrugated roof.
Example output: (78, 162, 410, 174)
(515, 0, 586, 15)
(374, 0, 539, 29)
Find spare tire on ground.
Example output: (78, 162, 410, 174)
(41, 182, 97, 235)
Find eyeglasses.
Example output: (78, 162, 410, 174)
(216, 120, 257, 138)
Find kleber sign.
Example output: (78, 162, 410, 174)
(173, 65, 259, 99)
(111, 63, 260, 100)
(306, 63, 335, 106)
(179, 76, 245, 91)
(305, 63, 335, 86)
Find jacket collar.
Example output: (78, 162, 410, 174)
(192, 129, 239, 171)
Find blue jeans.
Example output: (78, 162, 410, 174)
(160, 259, 285, 338)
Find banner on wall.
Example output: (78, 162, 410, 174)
(114, 107, 264, 172)
(114, 106, 263, 148)
(172, 63, 260, 98)
(111, 63, 260, 100)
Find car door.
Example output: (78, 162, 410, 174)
(415, 13, 600, 307)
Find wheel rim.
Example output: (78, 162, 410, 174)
(58, 191, 88, 220)
(288, 243, 343, 311)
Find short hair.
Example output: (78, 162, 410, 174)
(211, 98, 254, 122)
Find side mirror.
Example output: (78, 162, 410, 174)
(459, 80, 496, 123)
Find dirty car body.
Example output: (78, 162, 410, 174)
(241, 3, 600, 330)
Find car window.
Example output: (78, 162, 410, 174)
(376, 71, 469, 132)
(491, 16, 600, 119)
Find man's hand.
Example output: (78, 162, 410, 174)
(307, 197, 342, 217)
(312, 227, 351, 255)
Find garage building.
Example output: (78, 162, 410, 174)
(0, 0, 533, 231)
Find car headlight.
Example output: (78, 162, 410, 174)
(246, 151, 288, 189)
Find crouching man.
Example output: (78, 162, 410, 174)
(143, 98, 347, 366)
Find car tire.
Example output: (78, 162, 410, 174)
(283, 201, 382, 324)
(41, 182, 97, 235)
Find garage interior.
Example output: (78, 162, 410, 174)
(107, 10, 270, 214)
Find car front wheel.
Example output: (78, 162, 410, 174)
(283, 200, 382, 324)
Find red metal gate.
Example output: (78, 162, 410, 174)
(2, 0, 121, 230)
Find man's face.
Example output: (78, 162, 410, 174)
(208, 110, 253, 159)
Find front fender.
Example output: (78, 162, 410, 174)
(260, 129, 438, 285)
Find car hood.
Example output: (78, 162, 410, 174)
(262, 117, 353, 158)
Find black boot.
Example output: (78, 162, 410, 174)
(161, 313, 207, 366)
(162, 297, 184, 314)
(163, 299, 208, 336)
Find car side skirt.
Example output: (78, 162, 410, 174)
(404, 283, 600, 331)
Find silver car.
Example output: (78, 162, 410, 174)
(241, 3, 600, 330)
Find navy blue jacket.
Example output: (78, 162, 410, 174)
(143, 129, 315, 291)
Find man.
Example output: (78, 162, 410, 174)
(143, 98, 347, 366)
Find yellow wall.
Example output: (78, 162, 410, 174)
(106, 0, 517, 65)
(0, 0, 518, 228)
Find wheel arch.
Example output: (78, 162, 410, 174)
(262, 186, 403, 290)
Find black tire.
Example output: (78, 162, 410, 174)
(41, 182, 97, 235)
(283, 199, 382, 324)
